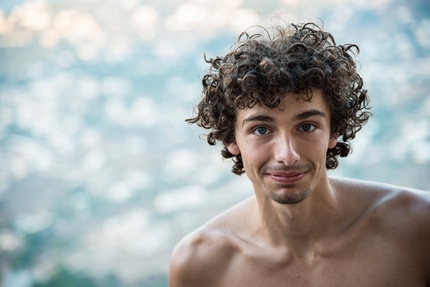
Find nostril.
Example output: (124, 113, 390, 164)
(274, 138, 300, 166)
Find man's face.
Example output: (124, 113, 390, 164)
(227, 90, 337, 204)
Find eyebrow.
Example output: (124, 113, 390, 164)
(242, 115, 274, 127)
(242, 109, 326, 127)
(292, 109, 326, 121)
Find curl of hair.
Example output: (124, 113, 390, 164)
(187, 22, 371, 175)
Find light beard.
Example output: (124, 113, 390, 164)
(265, 186, 312, 204)
(260, 163, 314, 205)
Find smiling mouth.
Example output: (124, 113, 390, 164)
(265, 171, 307, 184)
(270, 172, 305, 178)
(261, 163, 312, 183)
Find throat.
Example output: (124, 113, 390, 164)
(258, 195, 341, 245)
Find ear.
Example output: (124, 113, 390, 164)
(328, 133, 338, 149)
(227, 142, 240, 155)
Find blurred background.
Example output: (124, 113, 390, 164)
(0, 0, 429, 286)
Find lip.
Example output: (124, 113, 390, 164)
(265, 171, 307, 185)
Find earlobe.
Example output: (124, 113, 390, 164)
(227, 142, 240, 155)
(328, 133, 338, 149)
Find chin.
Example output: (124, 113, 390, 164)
(267, 187, 312, 205)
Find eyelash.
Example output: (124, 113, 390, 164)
(299, 123, 316, 132)
(252, 123, 316, 135)
(253, 126, 269, 135)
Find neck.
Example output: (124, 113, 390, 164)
(253, 177, 341, 250)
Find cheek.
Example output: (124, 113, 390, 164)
(241, 148, 266, 171)
(307, 138, 332, 159)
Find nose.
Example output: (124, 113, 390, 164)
(274, 133, 300, 166)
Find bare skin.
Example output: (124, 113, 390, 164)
(169, 91, 430, 286)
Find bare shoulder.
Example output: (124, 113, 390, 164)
(168, 197, 255, 287)
(333, 177, 430, 278)
(331, 176, 429, 205)
(168, 227, 234, 287)
(333, 177, 430, 225)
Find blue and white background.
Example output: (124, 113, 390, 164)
(0, 0, 429, 286)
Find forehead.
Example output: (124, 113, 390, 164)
(236, 90, 330, 121)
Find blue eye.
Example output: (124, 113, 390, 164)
(300, 124, 315, 132)
(255, 127, 268, 135)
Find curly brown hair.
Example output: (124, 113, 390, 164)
(187, 22, 371, 175)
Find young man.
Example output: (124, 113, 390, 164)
(169, 22, 430, 286)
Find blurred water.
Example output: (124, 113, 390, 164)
(0, 0, 429, 286)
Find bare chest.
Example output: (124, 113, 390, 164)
(222, 237, 425, 287)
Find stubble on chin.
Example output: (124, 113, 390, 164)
(259, 163, 314, 204)
(265, 186, 312, 205)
